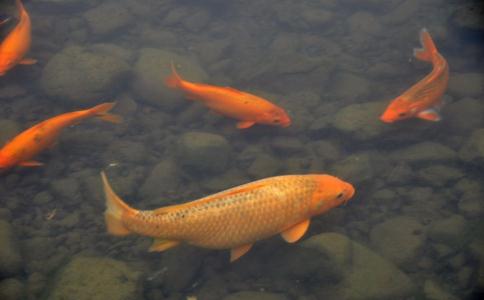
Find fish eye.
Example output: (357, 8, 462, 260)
(273, 119, 280, 123)
(398, 112, 407, 117)
(336, 192, 344, 199)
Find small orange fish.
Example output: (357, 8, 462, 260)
(0, 102, 121, 172)
(165, 62, 291, 129)
(101, 171, 355, 262)
(0, 0, 36, 76)
(380, 28, 449, 123)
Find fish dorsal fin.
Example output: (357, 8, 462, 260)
(224, 87, 244, 95)
(230, 244, 253, 262)
(153, 181, 269, 214)
(281, 219, 310, 243)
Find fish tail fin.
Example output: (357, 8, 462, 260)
(15, 0, 25, 15)
(101, 171, 137, 236)
(413, 28, 438, 62)
(90, 102, 123, 123)
(165, 61, 183, 89)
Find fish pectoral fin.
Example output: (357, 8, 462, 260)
(281, 219, 310, 243)
(149, 239, 180, 252)
(236, 121, 255, 129)
(417, 108, 441, 121)
(19, 58, 37, 65)
(230, 244, 253, 262)
(18, 160, 44, 167)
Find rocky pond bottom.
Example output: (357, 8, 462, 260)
(0, 0, 484, 299)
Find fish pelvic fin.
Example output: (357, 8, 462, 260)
(90, 102, 122, 123)
(101, 171, 137, 236)
(413, 28, 438, 62)
(165, 60, 183, 89)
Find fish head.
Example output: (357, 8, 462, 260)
(310, 175, 355, 215)
(260, 107, 292, 127)
(380, 97, 419, 123)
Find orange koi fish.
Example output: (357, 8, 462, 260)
(101, 172, 355, 262)
(380, 28, 449, 123)
(165, 62, 291, 129)
(0, 103, 121, 171)
(0, 0, 36, 76)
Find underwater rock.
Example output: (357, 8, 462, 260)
(41, 45, 130, 105)
(83, 1, 133, 36)
(370, 216, 425, 267)
(0, 120, 20, 146)
(331, 101, 390, 140)
(47, 256, 141, 300)
(159, 247, 204, 293)
(459, 128, 484, 162)
(104, 140, 149, 164)
(0, 278, 25, 300)
(458, 192, 484, 218)
(270, 137, 304, 155)
(301, 232, 417, 300)
(0, 220, 23, 277)
(347, 11, 382, 36)
(223, 291, 289, 300)
(389, 142, 457, 163)
(300, 8, 334, 28)
(247, 154, 281, 179)
(330, 152, 374, 184)
(451, 3, 484, 32)
(427, 215, 469, 246)
(49, 178, 81, 205)
(177, 131, 230, 174)
(131, 48, 208, 111)
(381, 0, 420, 25)
(331, 72, 371, 101)
(448, 73, 484, 98)
(417, 165, 465, 187)
(424, 280, 459, 300)
(139, 159, 181, 201)
(312, 140, 341, 162)
(444, 98, 484, 133)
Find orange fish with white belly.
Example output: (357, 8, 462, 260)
(0, 0, 36, 76)
(0, 102, 121, 172)
(165, 62, 291, 129)
(101, 171, 355, 262)
(380, 28, 449, 123)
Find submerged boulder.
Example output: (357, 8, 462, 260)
(301, 232, 417, 300)
(459, 128, 484, 162)
(47, 256, 141, 300)
(331, 101, 390, 140)
(131, 48, 208, 111)
(41, 45, 130, 106)
(0, 220, 23, 277)
(177, 131, 230, 174)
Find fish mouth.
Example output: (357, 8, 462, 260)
(379, 114, 394, 123)
(344, 183, 356, 204)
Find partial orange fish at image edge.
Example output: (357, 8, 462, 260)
(0, 102, 121, 172)
(101, 171, 355, 262)
(164, 61, 291, 129)
(380, 28, 449, 123)
(0, 0, 36, 76)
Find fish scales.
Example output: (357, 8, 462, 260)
(124, 176, 316, 249)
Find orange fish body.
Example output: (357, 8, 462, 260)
(101, 172, 355, 262)
(380, 28, 449, 123)
(0, 102, 121, 171)
(0, 0, 36, 76)
(165, 63, 291, 129)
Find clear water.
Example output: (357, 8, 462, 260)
(0, 0, 483, 299)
